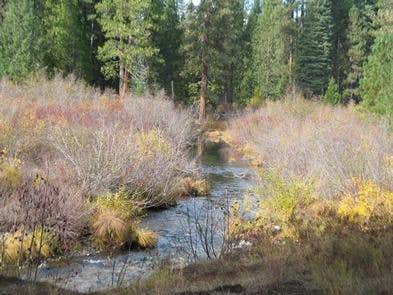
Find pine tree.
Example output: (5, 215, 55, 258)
(344, 0, 376, 102)
(251, 0, 293, 100)
(149, 0, 183, 98)
(0, 0, 4, 24)
(79, 0, 108, 88)
(360, 0, 393, 119)
(181, 0, 217, 119)
(180, 2, 200, 104)
(0, 0, 42, 80)
(331, 0, 352, 91)
(198, 0, 212, 120)
(324, 77, 341, 105)
(41, 0, 93, 81)
(214, 0, 245, 105)
(181, 0, 246, 116)
(240, 0, 261, 102)
(295, 0, 334, 96)
(95, 0, 157, 97)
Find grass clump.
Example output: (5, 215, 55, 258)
(89, 188, 157, 252)
(90, 189, 140, 252)
(1, 228, 57, 266)
(133, 228, 158, 249)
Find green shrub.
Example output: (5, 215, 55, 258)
(324, 77, 341, 105)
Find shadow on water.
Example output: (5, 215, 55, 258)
(4, 141, 255, 294)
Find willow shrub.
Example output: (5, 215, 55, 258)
(227, 97, 393, 292)
(0, 75, 196, 260)
(228, 97, 393, 198)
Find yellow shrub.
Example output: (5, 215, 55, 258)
(0, 156, 22, 190)
(135, 130, 174, 158)
(174, 177, 211, 197)
(259, 171, 316, 221)
(12, 108, 46, 157)
(337, 179, 393, 229)
(1, 228, 57, 265)
(234, 173, 393, 245)
(232, 171, 320, 241)
(337, 196, 372, 224)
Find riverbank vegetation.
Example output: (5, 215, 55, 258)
(0, 76, 200, 264)
(0, 0, 393, 293)
(112, 97, 393, 294)
(226, 97, 393, 293)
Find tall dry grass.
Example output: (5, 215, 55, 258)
(228, 96, 393, 198)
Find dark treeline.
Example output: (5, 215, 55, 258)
(0, 0, 392, 117)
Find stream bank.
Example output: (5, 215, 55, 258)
(10, 138, 255, 293)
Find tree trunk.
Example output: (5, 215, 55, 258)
(122, 68, 129, 98)
(119, 63, 129, 99)
(119, 61, 124, 97)
(199, 60, 207, 122)
(199, 6, 209, 123)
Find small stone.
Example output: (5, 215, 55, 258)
(272, 225, 281, 234)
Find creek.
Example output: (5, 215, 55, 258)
(27, 145, 256, 293)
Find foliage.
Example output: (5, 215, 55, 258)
(344, 1, 376, 102)
(360, 0, 393, 121)
(135, 129, 174, 158)
(0, 76, 195, 258)
(0, 176, 85, 247)
(182, 177, 210, 197)
(295, 0, 334, 96)
(149, 0, 184, 98)
(0, 155, 22, 192)
(0, 0, 42, 80)
(248, 0, 293, 100)
(0, 76, 196, 207)
(181, 0, 245, 106)
(324, 77, 341, 105)
(95, 0, 157, 92)
(247, 87, 265, 109)
(90, 189, 138, 251)
(41, 0, 93, 81)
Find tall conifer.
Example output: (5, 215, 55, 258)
(295, 0, 334, 96)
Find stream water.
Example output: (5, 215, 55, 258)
(28, 147, 256, 293)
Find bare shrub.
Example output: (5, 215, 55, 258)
(228, 97, 393, 197)
(0, 177, 85, 247)
(0, 75, 197, 208)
